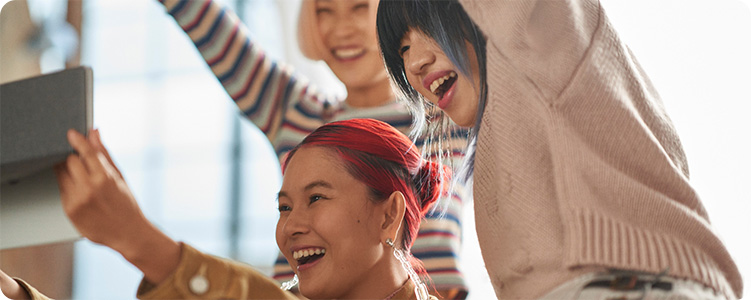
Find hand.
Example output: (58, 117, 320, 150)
(0, 269, 29, 300)
(54, 129, 181, 284)
(54, 129, 147, 252)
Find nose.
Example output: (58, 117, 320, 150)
(281, 208, 310, 238)
(331, 13, 359, 39)
(405, 34, 436, 76)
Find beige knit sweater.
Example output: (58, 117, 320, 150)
(458, 0, 743, 299)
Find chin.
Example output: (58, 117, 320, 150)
(448, 112, 476, 128)
(340, 77, 380, 90)
(457, 116, 476, 128)
(450, 101, 479, 127)
(336, 69, 388, 87)
(299, 282, 328, 300)
(300, 290, 328, 300)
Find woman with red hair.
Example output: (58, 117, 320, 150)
(1, 119, 446, 300)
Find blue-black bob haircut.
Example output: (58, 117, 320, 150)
(376, 0, 487, 181)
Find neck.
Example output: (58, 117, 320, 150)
(344, 77, 394, 108)
(383, 279, 411, 300)
(337, 250, 408, 299)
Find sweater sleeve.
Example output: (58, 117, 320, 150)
(137, 243, 298, 299)
(458, 0, 601, 101)
(158, 0, 330, 152)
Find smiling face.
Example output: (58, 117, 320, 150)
(276, 146, 390, 299)
(313, 0, 389, 89)
(400, 29, 482, 127)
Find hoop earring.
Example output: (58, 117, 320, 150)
(280, 274, 298, 291)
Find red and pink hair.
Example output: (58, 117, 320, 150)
(282, 118, 448, 269)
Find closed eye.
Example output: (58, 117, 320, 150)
(316, 8, 332, 15)
(399, 45, 410, 57)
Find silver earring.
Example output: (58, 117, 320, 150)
(386, 238, 395, 247)
(280, 274, 298, 291)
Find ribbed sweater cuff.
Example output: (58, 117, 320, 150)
(564, 209, 736, 299)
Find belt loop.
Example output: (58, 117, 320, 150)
(610, 275, 638, 290)
(640, 267, 671, 300)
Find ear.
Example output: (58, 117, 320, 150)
(381, 191, 406, 243)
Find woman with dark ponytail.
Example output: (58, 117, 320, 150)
(1, 119, 446, 300)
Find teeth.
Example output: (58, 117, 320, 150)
(293, 248, 326, 260)
(334, 48, 365, 59)
(429, 71, 457, 94)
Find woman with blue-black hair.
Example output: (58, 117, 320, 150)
(377, 0, 743, 299)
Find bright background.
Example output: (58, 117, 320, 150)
(2, 0, 749, 299)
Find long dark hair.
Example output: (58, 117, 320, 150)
(377, 0, 487, 181)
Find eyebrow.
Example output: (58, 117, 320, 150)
(277, 180, 333, 200)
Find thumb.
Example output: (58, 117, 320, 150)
(90, 129, 123, 178)
(0, 268, 30, 300)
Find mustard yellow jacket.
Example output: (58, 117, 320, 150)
(19, 243, 435, 300)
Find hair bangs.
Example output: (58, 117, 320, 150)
(377, 1, 418, 101)
(378, 1, 479, 95)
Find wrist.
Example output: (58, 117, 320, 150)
(117, 222, 181, 284)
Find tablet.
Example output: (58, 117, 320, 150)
(0, 66, 92, 249)
(1, 66, 93, 184)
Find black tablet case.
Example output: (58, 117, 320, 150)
(1, 66, 93, 184)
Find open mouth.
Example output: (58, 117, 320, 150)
(293, 248, 326, 266)
(429, 71, 457, 100)
(333, 48, 366, 60)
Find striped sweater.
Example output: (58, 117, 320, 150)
(159, 0, 469, 295)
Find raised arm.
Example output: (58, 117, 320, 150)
(158, 0, 331, 151)
(54, 130, 297, 299)
(458, 0, 601, 101)
(136, 243, 298, 299)
(55, 129, 182, 284)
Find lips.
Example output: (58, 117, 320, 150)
(291, 246, 326, 270)
(332, 47, 366, 61)
(422, 70, 458, 109)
